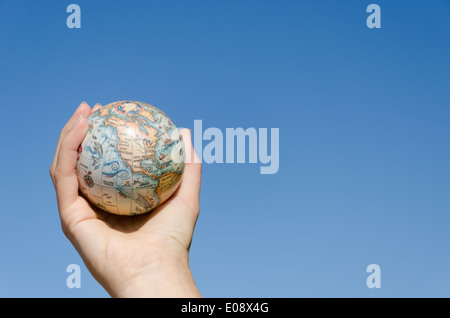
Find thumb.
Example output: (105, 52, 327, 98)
(54, 114, 89, 211)
(175, 128, 202, 213)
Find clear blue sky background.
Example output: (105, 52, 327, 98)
(0, 0, 449, 297)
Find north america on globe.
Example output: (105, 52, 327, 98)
(76, 100, 185, 215)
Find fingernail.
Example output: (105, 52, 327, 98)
(92, 103, 102, 112)
(71, 114, 84, 129)
(179, 128, 191, 135)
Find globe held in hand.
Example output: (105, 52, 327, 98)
(76, 101, 185, 215)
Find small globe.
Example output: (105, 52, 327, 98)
(76, 101, 185, 215)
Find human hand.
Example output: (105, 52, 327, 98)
(49, 102, 202, 298)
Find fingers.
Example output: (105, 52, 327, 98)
(53, 114, 89, 211)
(175, 129, 202, 212)
(92, 103, 102, 113)
(50, 102, 91, 183)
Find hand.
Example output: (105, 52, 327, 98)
(49, 102, 202, 297)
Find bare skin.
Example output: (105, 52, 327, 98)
(49, 102, 202, 297)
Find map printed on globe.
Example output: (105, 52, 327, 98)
(76, 101, 185, 215)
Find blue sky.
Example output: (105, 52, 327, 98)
(0, 0, 449, 297)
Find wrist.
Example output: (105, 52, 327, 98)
(110, 254, 201, 298)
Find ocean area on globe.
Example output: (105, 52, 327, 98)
(76, 100, 185, 215)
